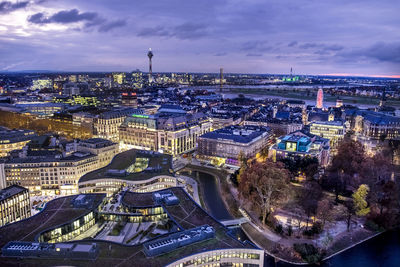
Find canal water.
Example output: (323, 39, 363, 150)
(179, 170, 233, 221)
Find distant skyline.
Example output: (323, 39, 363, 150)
(1, 0, 399, 77)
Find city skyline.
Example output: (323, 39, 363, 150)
(0, 0, 399, 77)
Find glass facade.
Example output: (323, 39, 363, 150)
(38, 212, 95, 243)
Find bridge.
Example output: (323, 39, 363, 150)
(220, 217, 249, 227)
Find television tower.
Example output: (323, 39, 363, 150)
(147, 48, 154, 83)
(219, 67, 223, 92)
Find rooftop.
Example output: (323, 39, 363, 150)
(199, 125, 271, 144)
(0, 188, 257, 267)
(0, 185, 28, 202)
(0, 194, 105, 248)
(79, 149, 173, 183)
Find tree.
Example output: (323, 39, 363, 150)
(298, 181, 323, 229)
(316, 199, 333, 227)
(239, 160, 290, 224)
(353, 184, 370, 216)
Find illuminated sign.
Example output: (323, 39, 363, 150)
(132, 114, 149, 119)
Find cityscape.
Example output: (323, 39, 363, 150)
(0, 1, 399, 267)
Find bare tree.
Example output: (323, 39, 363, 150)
(239, 160, 290, 224)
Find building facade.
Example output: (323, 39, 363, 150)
(119, 112, 211, 156)
(93, 108, 138, 142)
(0, 129, 36, 158)
(197, 126, 273, 163)
(0, 185, 31, 227)
(1, 139, 118, 195)
(309, 121, 345, 149)
(269, 131, 330, 166)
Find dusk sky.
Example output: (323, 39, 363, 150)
(1, 0, 399, 76)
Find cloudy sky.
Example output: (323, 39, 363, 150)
(1, 0, 399, 76)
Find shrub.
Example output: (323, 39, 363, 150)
(364, 220, 382, 231)
(287, 225, 293, 236)
(293, 243, 322, 264)
(275, 224, 283, 234)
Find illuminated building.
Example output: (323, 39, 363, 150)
(14, 102, 64, 117)
(147, 48, 154, 84)
(121, 90, 138, 108)
(0, 185, 31, 227)
(1, 139, 118, 196)
(309, 121, 345, 149)
(119, 111, 211, 156)
(113, 73, 126, 85)
(316, 88, 324, 109)
(53, 95, 100, 107)
(167, 248, 264, 267)
(0, 129, 36, 158)
(131, 70, 143, 89)
(78, 149, 175, 195)
(31, 79, 52, 90)
(269, 131, 330, 166)
(68, 75, 77, 83)
(197, 125, 273, 165)
(93, 108, 137, 142)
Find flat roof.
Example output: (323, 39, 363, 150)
(0, 194, 105, 249)
(79, 149, 173, 183)
(0, 188, 256, 267)
(0, 185, 28, 202)
(199, 126, 270, 144)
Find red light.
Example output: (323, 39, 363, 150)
(122, 93, 128, 96)
(131, 93, 136, 96)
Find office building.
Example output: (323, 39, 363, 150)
(309, 121, 345, 149)
(0, 185, 31, 227)
(0, 129, 36, 158)
(197, 125, 272, 164)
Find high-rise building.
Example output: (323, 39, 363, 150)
(113, 73, 126, 85)
(147, 48, 154, 84)
(316, 88, 324, 109)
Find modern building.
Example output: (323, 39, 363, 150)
(0, 187, 262, 267)
(269, 131, 330, 166)
(0, 129, 36, 158)
(78, 149, 175, 195)
(309, 120, 345, 149)
(197, 125, 273, 165)
(0, 185, 31, 227)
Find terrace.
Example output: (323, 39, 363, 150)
(0, 194, 105, 248)
(79, 149, 173, 183)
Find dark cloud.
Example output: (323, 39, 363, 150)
(288, 41, 298, 47)
(98, 19, 127, 32)
(27, 8, 126, 32)
(0, 1, 29, 14)
(28, 9, 99, 24)
(338, 42, 400, 64)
